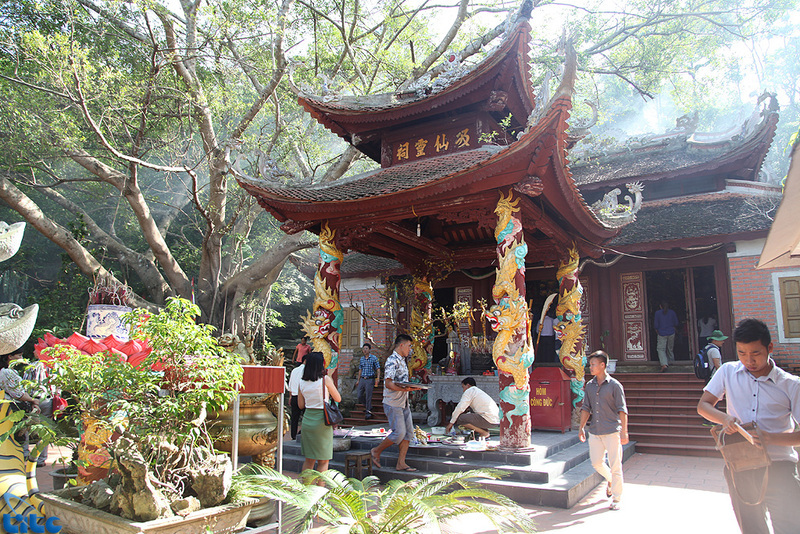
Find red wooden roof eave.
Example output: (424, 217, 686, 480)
(609, 228, 770, 255)
(521, 93, 619, 246)
(296, 21, 535, 133)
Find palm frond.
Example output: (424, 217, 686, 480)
(408, 469, 506, 499)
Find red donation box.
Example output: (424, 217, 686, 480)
(529, 367, 572, 433)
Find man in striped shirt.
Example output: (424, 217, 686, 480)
(356, 343, 381, 419)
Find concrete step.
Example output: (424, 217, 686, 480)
(628, 422, 713, 436)
(634, 442, 719, 457)
(629, 430, 715, 447)
(625, 395, 705, 406)
(282, 430, 635, 509)
(628, 413, 714, 426)
(628, 404, 722, 416)
(615, 372, 720, 458)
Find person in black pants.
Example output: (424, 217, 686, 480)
(288, 361, 306, 439)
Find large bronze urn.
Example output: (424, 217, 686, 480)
(209, 393, 285, 467)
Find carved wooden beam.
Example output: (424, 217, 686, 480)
(368, 233, 427, 266)
(516, 194, 573, 249)
(375, 222, 451, 259)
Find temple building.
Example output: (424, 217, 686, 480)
(239, 11, 792, 453)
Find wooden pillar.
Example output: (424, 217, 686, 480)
(408, 276, 433, 382)
(301, 223, 343, 371)
(554, 243, 586, 428)
(486, 191, 534, 450)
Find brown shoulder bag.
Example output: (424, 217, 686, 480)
(711, 422, 771, 505)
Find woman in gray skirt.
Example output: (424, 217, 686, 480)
(297, 351, 341, 472)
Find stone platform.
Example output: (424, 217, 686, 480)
(282, 428, 636, 509)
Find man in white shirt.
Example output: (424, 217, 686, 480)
(697, 318, 800, 533)
(444, 377, 500, 439)
(288, 363, 305, 439)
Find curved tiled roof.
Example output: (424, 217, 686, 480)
(610, 192, 778, 247)
(571, 105, 779, 188)
(239, 146, 503, 203)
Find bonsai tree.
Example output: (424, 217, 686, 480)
(37, 297, 244, 521)
(231, 465, 537, 533)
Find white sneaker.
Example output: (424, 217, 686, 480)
(609, 501, 621, 511)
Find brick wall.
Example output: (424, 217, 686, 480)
(338, 280, 396, 378)
(728, 255, 800, 368)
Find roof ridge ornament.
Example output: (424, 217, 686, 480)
(591, 182, 645, 227)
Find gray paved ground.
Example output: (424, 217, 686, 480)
(35, 447, 740, 533)
(439, 452, 739, 533)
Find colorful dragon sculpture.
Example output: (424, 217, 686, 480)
(554, 244, 587, 414)
(486, 190, 534, 449)
(408, 277, 433, 382)
(300, 223, 344, 369)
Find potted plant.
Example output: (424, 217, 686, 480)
(85, 275, 132, 341)
(33, 297, 256, 532)
(231, 465, 537, 533)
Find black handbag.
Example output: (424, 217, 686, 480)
(322, 379, 343, 426)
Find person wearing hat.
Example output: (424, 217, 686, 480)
(705, 329, 728, 376)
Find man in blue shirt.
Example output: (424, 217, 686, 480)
(356, 343, 381, 419)
(654, 301, 679, 372)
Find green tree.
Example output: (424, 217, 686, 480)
(0, 0, 794, 335)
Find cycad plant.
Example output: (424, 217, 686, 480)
(231, 464, 536, 534)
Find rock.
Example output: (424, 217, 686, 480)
(171, 496, 202, 517)
(84, 480, 115, 510)
(109, 439, 174, 521)
(189, 453, 232, 508)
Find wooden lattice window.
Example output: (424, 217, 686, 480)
(340, 306, 362, 350)
(779, 276, 800, 339)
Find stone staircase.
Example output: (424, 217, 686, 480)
(616, 372, 720, 457)
(343, 384, 388, 426)
(283, 430, 635, 508)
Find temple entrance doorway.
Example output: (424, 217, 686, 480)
(644, 266, 720, 362)
(645, 269, 690, 361)
(432, 287, 454, 367)
(692, 266, 720, 350)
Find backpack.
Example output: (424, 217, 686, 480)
(694, 344, 713, 380)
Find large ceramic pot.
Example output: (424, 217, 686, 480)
(0, 221, 26, 262)
(86, 304, 132, 341)
(39, 488, 257, 534)
(209, 393, 282, 467)
(0, 303, 39, 354)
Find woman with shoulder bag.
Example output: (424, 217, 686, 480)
(297, 351, 341, 472)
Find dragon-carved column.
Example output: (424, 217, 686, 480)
(486, 191, 534, 450)
(408, 276, 433, 383)
(300, 223, 344, 371)
(554, 244, 586, 427)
